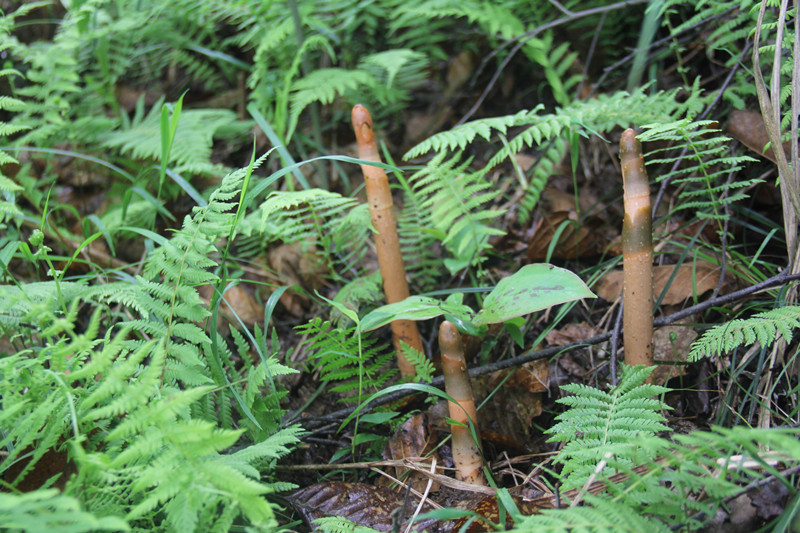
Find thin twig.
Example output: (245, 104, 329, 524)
(609, 297, 624, 386)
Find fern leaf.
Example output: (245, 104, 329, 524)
(637, 119, 758, 223)
(297, 318, 397, 400)
(548, 365, 670, 489)
(287, 68, 374, 140)
(0, 490, 129, 533)
(102, 99, 245, 174)
(405, 108, 539, 159)
(689, 305, 800, 361)
(404, 152, 504, 273)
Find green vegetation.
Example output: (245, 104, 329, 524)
(2, 0, 800, 531)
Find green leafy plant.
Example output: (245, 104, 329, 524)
(511, 366, 800, 531)
(296, 318, 397, 400)
(689, 305, 800, 361)
(404, 83, 709, 224)
(547, 365, 670, 489)
(401, 152, 506, 274)
(637, 118, 759, 226)
(1, 154, 304, 530)
(360, 263, 596, 335)
(0, 489, 129, 533)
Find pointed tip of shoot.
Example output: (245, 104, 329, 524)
(439, 320, 460, 347)
(619, 128, 649, 199)
(351, 104, 375, 146)
(620, 128, 637, 150)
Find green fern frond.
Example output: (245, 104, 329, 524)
(402, 341, 436, 383)
(517, 138, 567, 223)
(359, 49, 428, 91)
(637, 118, 759, 223)
(0, 58, 26, 226)
(331, 272, 384, 326)
(689, 305, 800, 361)
(407, 84, 707, 170)
(391, 0, 531, 42)
(313, 515, 382, 533)
(102, 99, 246, 175)
(395, 167, 441, 290)
(405, 108, 540, 159)
(297, 318, 397, 399)
(547, 365, 670, 489)
(287, 68, 374, 140)
(0, 281, 90, 329)
(98, 390, 301, 532)
(358, 49, 429, 113)
(405, 152, 505, 273)
(259, 188, 370, 276)
(0, 490, 129, 533)
(516, 494, 671, 533)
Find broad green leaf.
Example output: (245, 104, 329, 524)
(360, 296, 474, 332)
(473, 264, 595, 326)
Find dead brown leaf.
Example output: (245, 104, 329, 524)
(595, 260, 724, 305)
(268, 243, 326, 316)
(526, 211, 599, 259)
(197, 282, 265, 336)
(545, 322, 599, 346)
(526, 188, 615, 260)
(451, 494, 550, 532)
(383, 413, 441, 492)
(727, 109, 797, 164)
(470, 360, 549, 450)
(288, 481, 439, 532)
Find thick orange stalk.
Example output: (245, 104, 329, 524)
(440, 320, 486, 485)
(620, 128, 654, 368)
(352, 104, 424, 377)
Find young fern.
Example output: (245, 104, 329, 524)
(0, 44, 27, 229)
(637, 118, 759, 225)
(258, 188, 372, 277)
(0, 489, 128, 533)
(404, 152, 505, 273)
(2, 155, 304, 530)
(689, 305, 800, 361)
(297, 318, 397, 399)
(406, 84, 707, 164)
(404, 85, 710, 224)
(532, 367, 800, 531)
(103, 98, 247, 176)
(547, 365, 670, 490)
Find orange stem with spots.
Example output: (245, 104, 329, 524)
(620, 128, 654, 368)
(352, 104, 424, 377)
(440, 320, 486, 485)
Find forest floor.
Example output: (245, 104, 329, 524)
(4, 2, 800, 532)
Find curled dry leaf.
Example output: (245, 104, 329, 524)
(382, 413, 441, 492)
(268, 243, 325, 316)
(471, 359, 549, 450)
(197, 283, 264, 332)
(595, 260, 724, 305)
(526, 211, 598, 259)
(727, 109, 797, 164)
(288, 481, 438, 532)
(526, 189, 614, 260)
(545, 321, 599, 346)
(451, 494, 551, 533)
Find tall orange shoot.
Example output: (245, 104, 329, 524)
(351, 104, 424, 377)
(620, 128, 654, 368)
